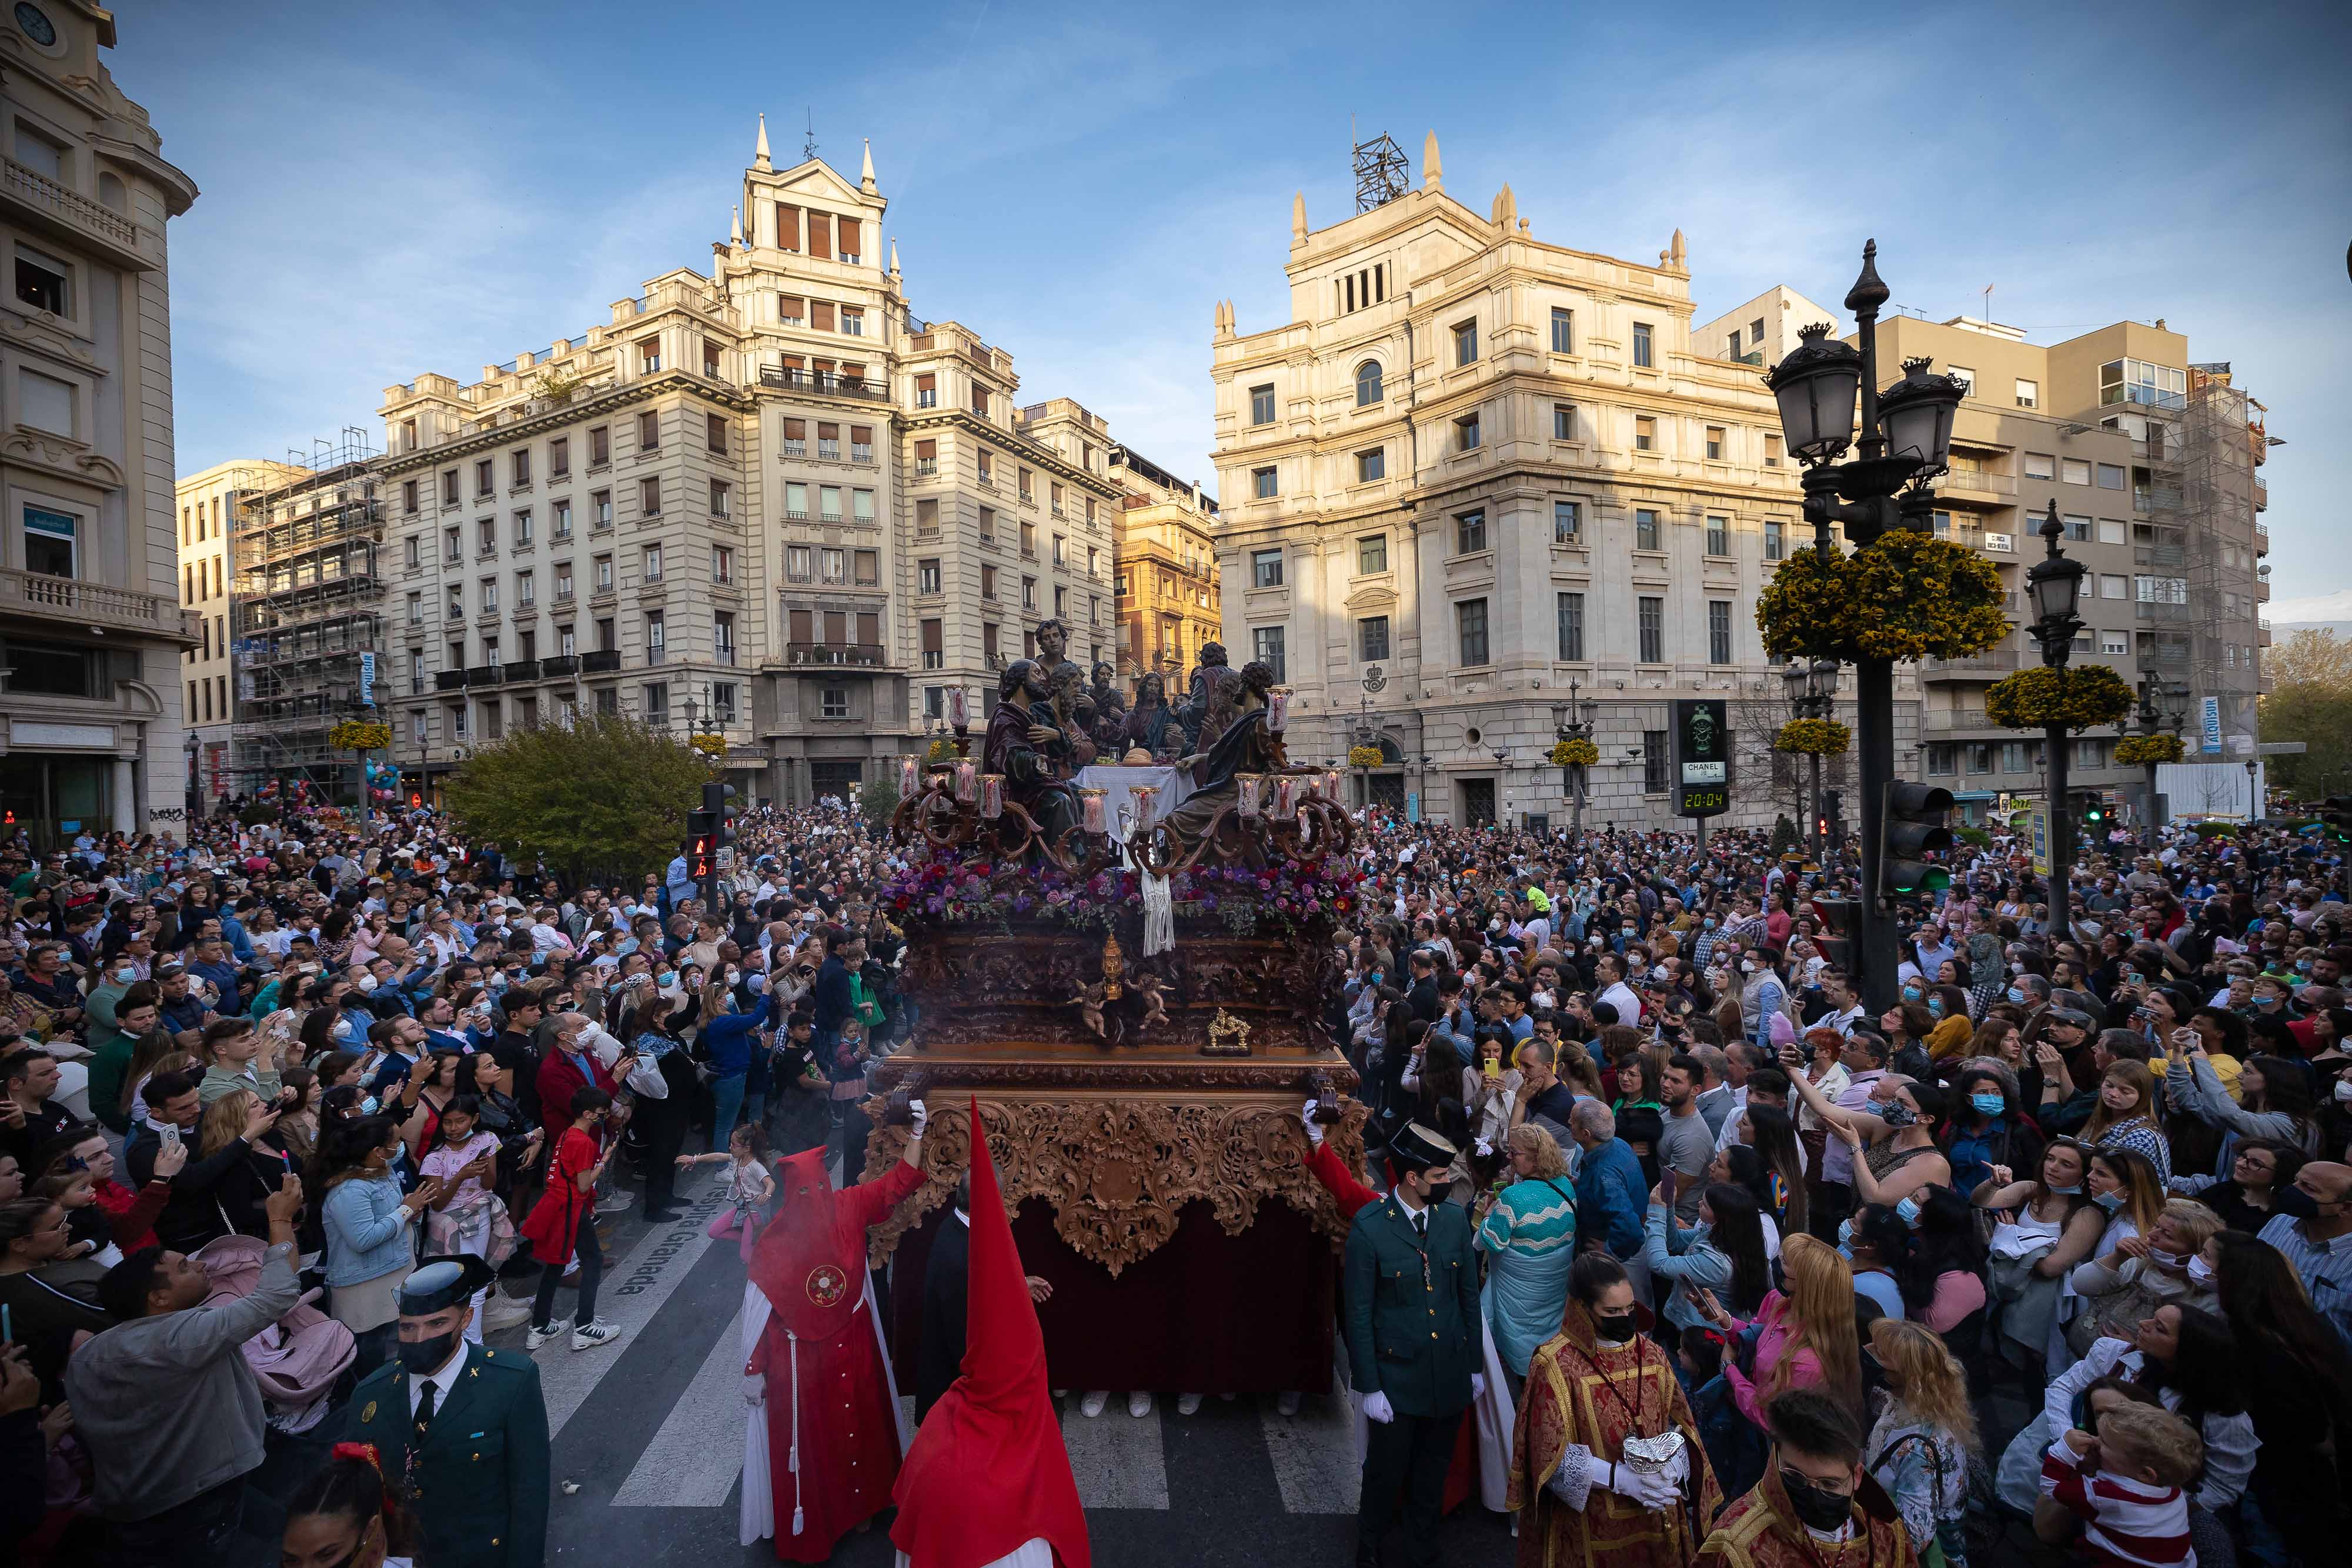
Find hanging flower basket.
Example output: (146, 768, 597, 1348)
(1984, 664, 2134, 732)
(2114, 732, 2186, 766)
(1773, 718, 1850, 756)
(1549, 738, 1600, 768)
(1755, 531, 2008, 664)
(1347, 745, 1387, 769)
(328, 720, 392, 752)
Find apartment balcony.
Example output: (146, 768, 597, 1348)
(1925, 708, 1991, 732)
(2254, 524, 2270, 556)
(466, 665, 502, 687)
(1936, 468, 2016, 500)
(0, 156, 153, 270)
(580, 650, 623, 674)
(2134, 601, 2191, 623)
(1920, 651, 2020, 678)
(504, 658, 542, 682)
(540, 654, 580, 677)
(2134, 544, 2185, 569)
(2133, 487, 2184, 515)
(754, 366, 889, 403)
(2131, 438, 2182, 466)
(2256, 579, 2271, 603)
(784, 641, 890, 668)
(1, 567, 200, 644)
(2254, 480, 2267, 511)
(433, 670, 467, 691)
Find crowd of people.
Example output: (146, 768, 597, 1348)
(4, 781, 2350, 1567)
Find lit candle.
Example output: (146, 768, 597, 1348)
(1128, 784, 1158, 825)
(947, 686, 968, 730)
(954, 758, 977, 802)
(1079, 787, 1107, 834)
(1323, 767, 1343, 800)
(979, 773, 1004, 819)
(1235, 773, 1262, 819)
(1267, 689, 1291, 732)
(1272, 775, 1300, 820)
(898, 755, 920, 798)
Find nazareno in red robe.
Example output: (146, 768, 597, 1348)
(742, 1147, 924, 1563)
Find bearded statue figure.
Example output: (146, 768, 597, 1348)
(1178, 640, 1235, 755)
(1162, 659, 1282, 850)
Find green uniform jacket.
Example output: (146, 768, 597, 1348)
(1342, 1193, 1481, 1419)
(340, 1343, 550, 1568)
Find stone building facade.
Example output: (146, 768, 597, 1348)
(1108, 443, 1220, 690)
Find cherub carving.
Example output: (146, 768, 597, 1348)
(1131, 969, 1171, 1031)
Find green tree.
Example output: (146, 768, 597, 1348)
(2261, 629, 2352, 797)
(441, 715, 708, 884)
(857, 774, 901, 825)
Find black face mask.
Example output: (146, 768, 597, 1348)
(1592, 1311, 1638, 1344)
(396, 1328, 459, 1376)
(1779, 1469, 1853, 1532)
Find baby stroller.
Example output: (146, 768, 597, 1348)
(193, 1234, 356, 1435)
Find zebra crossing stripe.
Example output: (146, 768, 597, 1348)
(610, 1306, 750, 1509)
(1058, 1398, 1171, 1510)
(536, 1183, 727, 1439)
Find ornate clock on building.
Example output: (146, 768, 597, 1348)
(13, 3, 55, 46)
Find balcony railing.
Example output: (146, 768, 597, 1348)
(1920, 651, 2020, 676)
(2254, 524, 2270, 554)
(466, 666, 503, 687)
(1938, 467, 2016, 496)
(2, 567, 199, 643)
(784, 642, 888, 667)
(1925, 708, 1990, 731)
(1, 155, 148, 265)
(504, 659, 542, 682)
(580, 650, 623, 674)
(540, 654, 580, 677)
(433, 670, 467, 692)
(2134, 544, 2185, 569)
(754, 366, 890, 402)
(2102, 385, 2187, 411)
(2131, 438, 2180, 463)
(2133, 487, 2184, 514)
(2254, 480, 2267, 511)
(2134, 601, 2192, 623)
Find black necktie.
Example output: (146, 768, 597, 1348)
(1412, 1210, 1426, 1241)
(409, 1382, 437, 1500)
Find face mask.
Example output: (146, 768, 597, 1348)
(1880, 1100, 1917, 1129)
(2094, 1189, 2124, 1212)
(1592, 1311, 1638, 1344)
(359, 1095, 379, 1116)
(1835, 1219, 1855, 1261)
(2009, 961, 2026, 976)
(1895, 1196, 1921, 1226)
(333, 1017, 358, 1042)
(354, 974, 378, 994)
(1779, 1472, 1853, 1533)
(1901, 985, 1921, 1001)
(2186, 1255, 2214, 1285)
(1971, 1092, 2006, 1118)
(2005, 987, 2025, 1005)
(1703, 918, 1716, 930)
(2149, 1248, 2186, 1271)
(1741, 960, 1758, 975)
(395, 1328, 459, 1375)
(656, 972, 675, 987)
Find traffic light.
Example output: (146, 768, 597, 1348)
(1880, 783, 1956, 897)
(686, 808, 719, 881)
(1813, 894, 1860, 974)
(1814, 811, 1830, 844)
(703, 781, 739, 863)
(2323, 797, 2352, 844)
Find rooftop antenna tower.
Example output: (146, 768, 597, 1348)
(1353, 129, 1408, 215)
(803, 109, 818, 162)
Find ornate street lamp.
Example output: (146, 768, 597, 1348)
(1761, 239, 1966, 1011)
(2024, 499, 2086, 942)
(1552, 677, 1596, 839)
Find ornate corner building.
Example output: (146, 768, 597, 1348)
(375, 122, 1123, 808)
(0, 1, 198, 845)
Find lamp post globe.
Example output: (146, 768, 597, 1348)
(1876, 357, 1967, 474)
(1764, 323, 1863, 464)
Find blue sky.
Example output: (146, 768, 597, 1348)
(123, 1, 2351, 606)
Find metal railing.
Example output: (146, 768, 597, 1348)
(1939, 467, 2016, 496)
(1921, 650, 2020, 675)
(2, 567, 197, 640)
(1925, 708, 1990, 731)
(784, 642, 889, 667)
(755, 366, 888, 402)
(580, 650, 622, 674)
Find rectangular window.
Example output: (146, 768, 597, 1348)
(914, 437, 938, 477)
(1250, 383, 1275, 425)
(403, 535, 421, 572)
(644, 610, 665, 663)
(712, 610, 736, 665)
(639, 476, 661, 516)
(593, 490, 612, 529)
(1556, 592, 1585, 661)
(1455, 509, 1487, 555)
(441, 469, 460, 506)
(709, 544, 733, 584)
(640, 543, 663, 583)
(2096, 463, 2126, 490)
(1705, 515, 1730, 556)
(914, 373, 937, 409)
(1358, 615, 1390, 662)
(1549, 307, 1573, 353)
(1020, 575, 1035, 609)
(516, 569, 536, 607)
(1356, 447, 1384, 483)
(2064, 514, 2092, 543)
(1553, 500, 1581, 543)
(818, 422, 840, 460)
(1456, 412, 1481, 451)
(1948, 366, 1976, 397)
(1765, 519, 1785, 560)
(14, 245, 67, 315)
(1632, 322, 1653, 368)
(970, 383, 988, 417)
(784, 546, 811, 582)
(514, 509, 533, 545)
(511, 448, 532, 486)
(1458, 598, 1489, 666)
(978, 507, 995, 546)
(1357, 534, 1387, 574)
(443, 526, 461, 563)
(784, 482, 808, 520)
(1252, 625, 1287, 681)
(854, 549, 878, 586)
(1450, 319, 1479, 368)
(919, 559, 941, 594)
(1052, 534, 1065, 566)
(2099, 572, 2129, 599)
(2015, 378, 2039, 409)
(1643, 732, 1669, 793)
(1708, 601, 1732, 664)
(851, 424, 873, 463)
(823, 548, 847, 584)
(2062, 457, 2092, 486)
(919, 617, 944, 670)
(819, 485, 842, 522)
(706, 412, 727, 454)
(1552, 403, 1576, 440)
(1252, 466, 1278, 500)
(477, 517, 496, 554)
(638, 337, 662, 374)
(554, 561, 573, 600)
(552, 499, 573, 539)
(1634, 416, 1656, 452)
(479, 576, 499, 612)
(981, 563, 997, 600)
(2002, 741, 2028, 774)
(1638, 596, 1663, 663)
(820, 687, 847, 719)
(473, 459, 493, 496)
(709, 479, 731, 518)
(1765, 434, 1783, 467)
(1704, 426, 1726, 461)
(594, 554, 613, 592)
(1251, 549, 1284, 589)
(2023, 451, 2056, 480)
(1635, 508, 1661, 551)
(588, 426, 610, 466)
(916, 498, 939, 534)
(637, 411, 660, 452)
(2098, 517, 2129, 545)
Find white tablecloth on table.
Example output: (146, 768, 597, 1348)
(1075, 764, 1195, 844)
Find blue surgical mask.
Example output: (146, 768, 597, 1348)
(2005, 987, 2026, 1005)
(2047, 1183, 2083, 1196)
(1702, 918, 1716, 930)
(1971, 1092, 2006, 1118)
(1835, 1218, 1855, 1261)
(1895, 1196, 1921, 1226)
(2094, 1189, 2124, 1213)
(359, 1095, 379, 1116)
(1926, 997, 1944, 1017)
(1902, 985, 1922, 1001)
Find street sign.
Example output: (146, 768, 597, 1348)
(1671, 698, 1730, 819)
(2029, 808, 2050, 875)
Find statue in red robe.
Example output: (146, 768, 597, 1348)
(739, 1108, 928, 1563)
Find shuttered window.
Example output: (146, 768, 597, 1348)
(807, 212, 831, 258)
(915, 439, 937, 460)
(775, 205, 800, 251)
(837, 216, 861, 258)
(779, 295, 806, 325)
(783, 418, 806, 440)
(811, 300, 836, 331)
(856, 611, 880, 645)
(789, 608, 813, 643)
(824, 610, 847, 643)
(921, 618, 943, 654)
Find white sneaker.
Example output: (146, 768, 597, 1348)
(1128, 1390, 1154, 1417)
(570, 1318, 623, 1351)
(525, 1322, 562, 1350)
(594, 1191, 633, 1215)
(1177, 1393, 1202, 1415)
(1080, 1390, 1108, 1418)
(483, 1294, 533, 1330)
(1276, 1390, 1302, 1416)
(562, 1260, 581, 1281)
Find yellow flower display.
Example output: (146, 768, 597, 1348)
(688, 732, 728, 758)
(2114, 733, 2186, 766)
(1755, 530, 2008, 664)
(1549, 738, 1600, 768)
(1347, 745, 1387, 769)
(1773, 718, 1851, 756)
(1984, 664, 2133, 733)
(328, 720, 392, 752)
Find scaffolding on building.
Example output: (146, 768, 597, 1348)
(228, 430, 386, 790)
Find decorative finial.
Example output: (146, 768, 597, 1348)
(1491, 183, 1516, 230)
(1845, 238, 1889, 315)
(729, 205, 742, 245)
(1292, 190, 1307, 243)
(2039, 496, 2064, 550)
(754, 113, 771, 170)
(1422, 129, 1441, 190)
(861, 137, 877, 193)
(888, 236, 900, 278)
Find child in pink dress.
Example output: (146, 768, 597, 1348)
(677, 1121, 775, 1261)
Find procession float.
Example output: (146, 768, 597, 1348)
(863, 643, 1371, 1395)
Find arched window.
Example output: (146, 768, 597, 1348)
(1355, 360, 1383, 407)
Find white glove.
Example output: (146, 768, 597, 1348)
(908, 1098, 928, 1138)
(1362, 1390, 1395, 1425)
(1471, 1372, 1487, 1402)
(1661, 1445, 1690, 1489)
(1301, 1098, 1325, 1147)
(1596, 1460, 1679, 1510)
(741, 1376, 764, 1408)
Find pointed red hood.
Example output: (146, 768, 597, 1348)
(890, 1101, 1090, 1568)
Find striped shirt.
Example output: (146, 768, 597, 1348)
(2039, 1439, 2191, 1567)
(2258, 1212, 2352, 1350)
